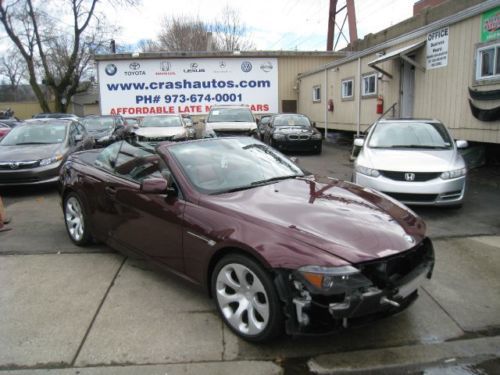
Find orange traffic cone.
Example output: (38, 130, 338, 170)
(0, 196, 11, 232)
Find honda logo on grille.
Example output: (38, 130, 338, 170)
(405, 173, 416, 181)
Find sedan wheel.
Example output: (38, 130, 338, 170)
(212, 254, 283, 342)
(64, 193, 91, 246)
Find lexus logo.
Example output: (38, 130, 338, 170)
(405, 172, 416, 181)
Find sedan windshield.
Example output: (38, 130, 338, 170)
(0, 124, 67, 145)
(368, 122, 453, 149)
(141, 116, 182, 128)
(274, 115, 311, 127)
(83, 117, 115, 131)
(207, 108, 254, 123)
(170, 138, 304, 194)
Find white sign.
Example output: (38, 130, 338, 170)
(97, 58, 278, 116)
(426, 27, 449, 69)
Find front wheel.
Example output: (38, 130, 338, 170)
(64, 193, 91, 246)
(212, 254, 283, 342)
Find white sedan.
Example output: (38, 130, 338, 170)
(353, 119, 468, 206)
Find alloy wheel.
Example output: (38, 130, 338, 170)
(65, 196, 84, 242)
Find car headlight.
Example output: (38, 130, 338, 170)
(311, 133, 322, 140)
(39, 154, 63, 166)
(355, 164, 380, 177)
(273, 133, 286, 140)
(297, 265, 370, 292)
(440, 167, 466, 180)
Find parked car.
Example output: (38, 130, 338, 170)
(81, 115, 130, 147)
(32, 113, 80, 120)
(204, 105, 258, 137)
(263, 113, 323, 154)
(0, 119, 93, 186)
(353, 119, 468, 206)
(0, 123, 11, 139)
(60, 137, 434, 342)
(257, 113, 275, 140)
(134, 115, 194, 143)
(0, 119, 24, 129)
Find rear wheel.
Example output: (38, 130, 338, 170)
(64, 193, 91, 246)
(212, 254, 283, 342)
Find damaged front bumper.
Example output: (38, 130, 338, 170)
(275, 238, 435, 335)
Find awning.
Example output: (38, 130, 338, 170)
(368, 40, 426, 79)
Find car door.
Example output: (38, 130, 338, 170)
(106, 142, 186, 272)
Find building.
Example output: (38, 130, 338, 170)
(297, 0, 500, 145)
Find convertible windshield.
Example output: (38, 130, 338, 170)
(207, 108, 254, 123)
(170, 138, 304, 194)
(141, 116, 182, 128)
(274, 115, 311, 127)
(83, 117, 114, 131)
(368, 122, 453, 149)
(0, 124, 67, 146)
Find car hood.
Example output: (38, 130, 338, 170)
(0, 143, 63, 161)
(204, 177, 426, 264)
(135, 127, 185, 137)
(359, 147, 462, 172)
(206, 122, 257, 131)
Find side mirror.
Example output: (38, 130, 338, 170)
(140, 178, 168, 194)
(353, 138, 365, 147)
(456, 140, 468, 149)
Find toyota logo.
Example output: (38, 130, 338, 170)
(404, 172, 416, 181)
(129, 62, 141, 70)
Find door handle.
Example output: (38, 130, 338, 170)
(105, 186, 117, 196)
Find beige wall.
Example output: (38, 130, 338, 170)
(0, 101, 57, 120)
(298, 13, 500, 144)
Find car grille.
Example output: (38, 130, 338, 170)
(382, 192, 438, 203)
(213, 130, 251, 137)
(288, 134, 310, 141)
(0, 160, 40, 170)
(358, 239, 434, 289)
(379, 171, 441, 181)
(0, 176, 40, 184)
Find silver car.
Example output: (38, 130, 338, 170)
(353, 119, 468, 206)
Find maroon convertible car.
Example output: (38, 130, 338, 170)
(59, 137, 434, 342)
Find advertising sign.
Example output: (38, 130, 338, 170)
(481, 6, 500, 42)
(426, 27, 449, 70)
(97, 58, 278, 116)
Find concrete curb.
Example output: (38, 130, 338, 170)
(308, 336, 500, 374)
(0, 360, 283, 375)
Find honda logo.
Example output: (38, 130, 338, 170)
(404, 173, 416, 181)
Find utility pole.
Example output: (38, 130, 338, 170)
(326, 0, 358, 51)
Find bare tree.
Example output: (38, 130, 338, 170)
(211, 6, 254, 51)
(0, 49, 27, 101)
(137, 39, 160, 53)
(158, 16, 213, 52)
(0, 0, 132, 113)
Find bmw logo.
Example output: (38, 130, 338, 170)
(129, 62, 140, 70)
(241, 61, 252, 72)
(105, 63, 117, 76)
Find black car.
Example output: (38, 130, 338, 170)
(81, 115, 131, 147)
(258, 113, 275, 140)
(263, 114, 323, 154)
(0, 119, 93, 186)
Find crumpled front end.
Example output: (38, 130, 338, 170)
(275, 238, 435, 335)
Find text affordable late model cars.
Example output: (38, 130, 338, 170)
(60, 137, 435, 342)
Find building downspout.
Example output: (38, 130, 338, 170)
(324, 68, 328, 139)
(356, 57, 361, 137)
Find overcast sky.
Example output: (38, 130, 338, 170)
(105, 0, 416, 51)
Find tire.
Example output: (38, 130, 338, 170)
(63, 192, 91, 246)
(211, 253, 284, 343)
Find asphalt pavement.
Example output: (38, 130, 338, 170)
(1, 142, 499, 374)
